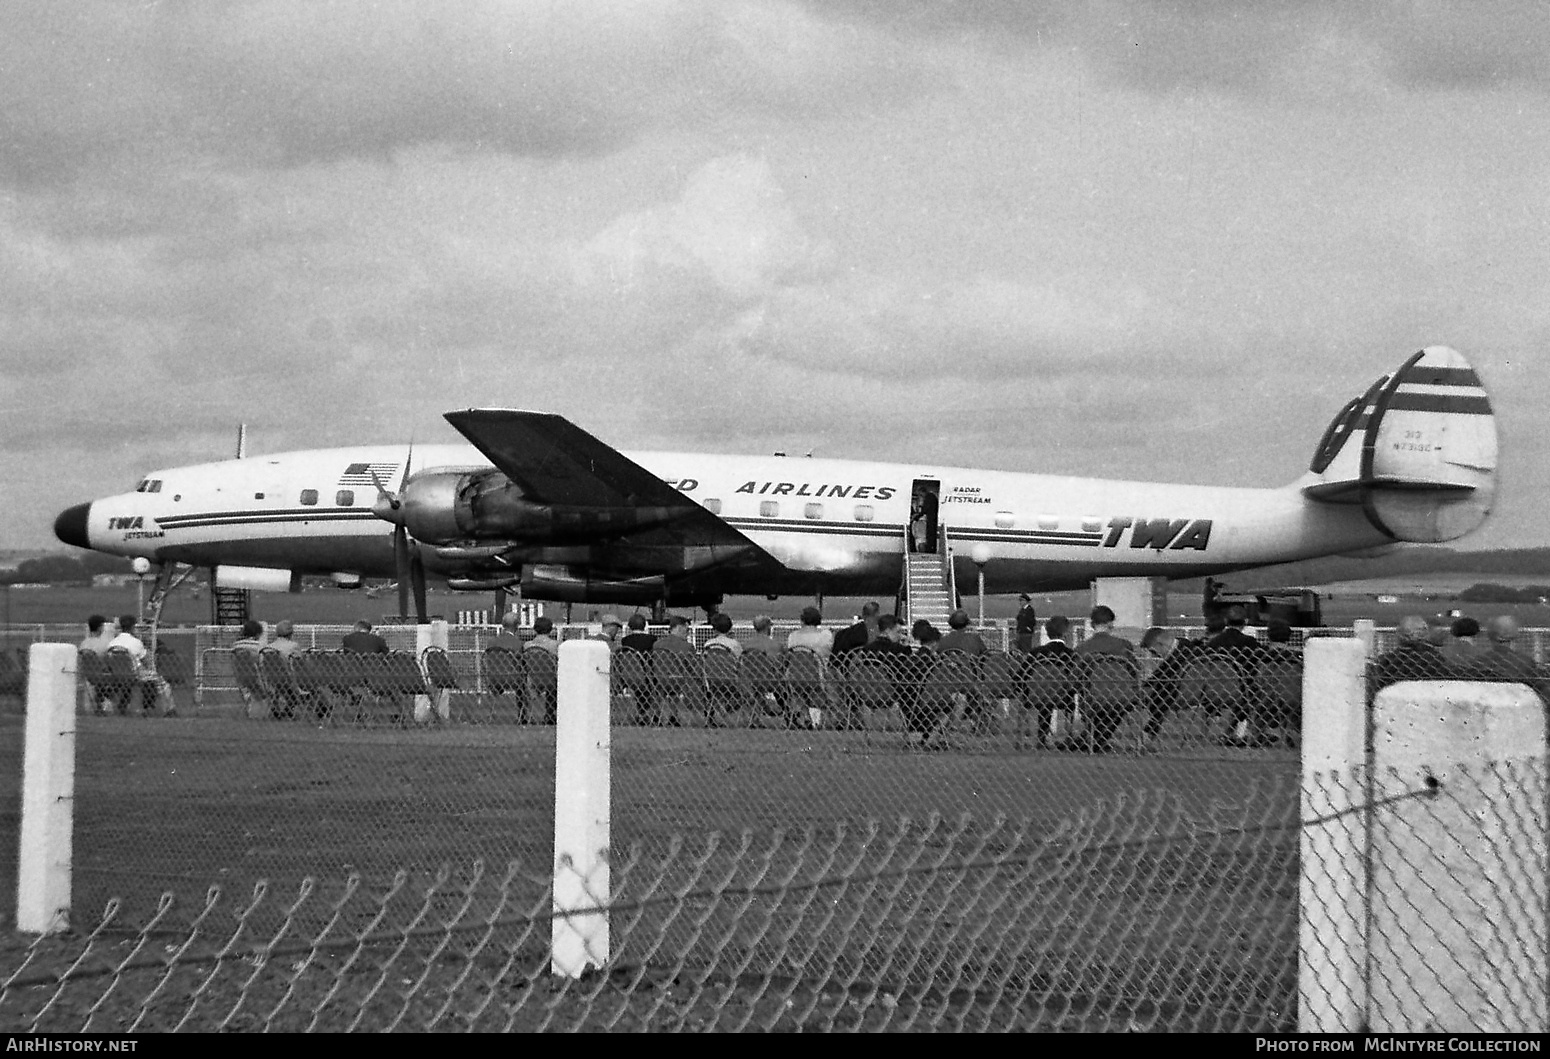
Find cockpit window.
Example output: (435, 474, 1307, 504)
(135, 479, 163, 493)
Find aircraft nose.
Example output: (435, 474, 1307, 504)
(54, 503, 91, 549)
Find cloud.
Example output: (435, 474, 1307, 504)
(0, 0, 938, 186)
(812, 1, 1550, 96)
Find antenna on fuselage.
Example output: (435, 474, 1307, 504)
(235, 423, 248, 459)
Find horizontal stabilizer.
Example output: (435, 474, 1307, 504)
(1300, 346, 1496, 543)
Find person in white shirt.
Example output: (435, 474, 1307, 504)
(702, 612, 743, 655)
(270, 619, 303, 657)
(107, 615, 173, 715)
(785, 606, 833, 658)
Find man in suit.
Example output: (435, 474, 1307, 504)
(1207, 605, 1265, 746)
(831, 601, 880, 661)
(342, 620, 388, 653)
(1014, 594, 1039, 654)
(1026, 615, 1079, 749)
(1074, 606, 1137, 752)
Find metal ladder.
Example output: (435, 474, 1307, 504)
(903, 533, 954, 631)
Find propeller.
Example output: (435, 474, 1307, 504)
(369, 445, 428, 624)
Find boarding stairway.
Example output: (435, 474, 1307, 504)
(903, 530, 955, 631)
(211, 587, 251, 626)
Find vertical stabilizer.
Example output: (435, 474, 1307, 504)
(1302, 346, 1497, 543)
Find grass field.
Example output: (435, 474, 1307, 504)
(1, 705, 1300, 1030)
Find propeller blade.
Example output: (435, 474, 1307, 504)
(399, 441, 414, 494)
(394, 524, 410, 619)
(409, 545, 428, 624)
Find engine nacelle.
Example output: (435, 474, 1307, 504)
(521, 564, 667, 604)
(399, 468, 690, 546)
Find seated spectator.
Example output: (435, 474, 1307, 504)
(107, 615, 174, 715)
(619, 613, 657, 653)
(589, 613, 624, 650)
(342, 620, 388, 653)
(654, 615, 695, 654)
(1468, 616, 1548, 703)
(1076, 606, 1134, 658)
(1440, 615, 1481, 667)
(490, 611, 523, 653)
(936, 609, 987, 656)
(786, 606, 832, 657)
(831, 602, 880, 660)
(525, 616, 560, 656)
(911, 618, 941, 654)
(1369, 615, 1454, 700)
(270, 619, 302, 657)
(79, 614, 114, 656)
(232, 620, 266, 654)
(702, 612, 743, 654)
(742, 615, 781, 656)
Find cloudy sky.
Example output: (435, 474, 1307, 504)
(3, 1, 1546, 554)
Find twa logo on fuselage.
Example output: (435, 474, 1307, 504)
(108, 516, 147, 530)
(1102, 517, 1213, 551)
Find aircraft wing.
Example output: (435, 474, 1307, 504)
(442, 408, 780, 563)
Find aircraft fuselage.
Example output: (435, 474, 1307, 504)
(59, 443, 1393, 596)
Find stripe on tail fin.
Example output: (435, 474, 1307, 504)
(1302, 346, 1496, 543)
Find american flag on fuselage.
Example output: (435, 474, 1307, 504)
(338, 462, 400, 487)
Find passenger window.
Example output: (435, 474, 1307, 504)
(1081, 516, 1103, 533)
(853, 504, 875, 522)
(759, 501, 779, 518)
(300, 489, 318, 506)
(804, 503, 824, 520)
(704, 498, 722, 515)
(994, 511, 1015, 529)
(336, 490, 355, 506)
(1038, 514, 1060, 530)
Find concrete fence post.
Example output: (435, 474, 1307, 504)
(552, 639, 611, 977)
(414, 619, 450, 723)
(1368, 682, 1548, 1032)
(1298, 637, 1370, 1032)
(17, 643, 78, 935)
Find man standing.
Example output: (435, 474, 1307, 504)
(1014, 595, 1039, 653)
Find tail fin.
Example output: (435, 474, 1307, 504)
(1301, 346, 1497, 543)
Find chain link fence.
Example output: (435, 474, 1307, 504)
(3, 622, 1547, 1031)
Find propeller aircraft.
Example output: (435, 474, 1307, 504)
(53, 346, 1498, 622)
